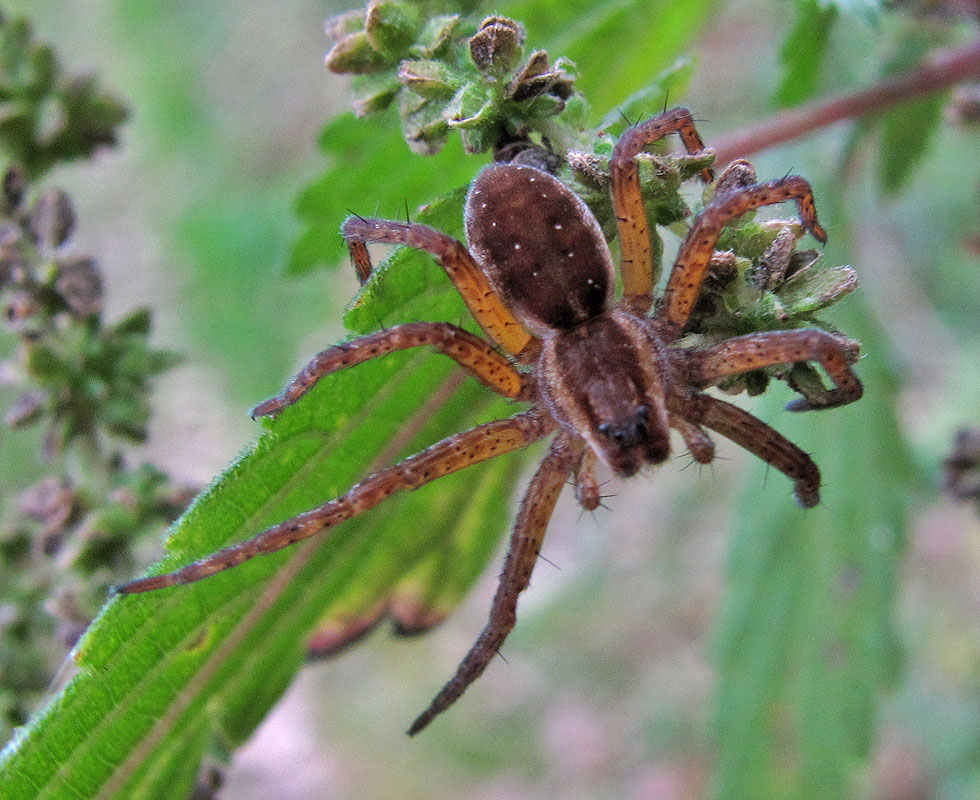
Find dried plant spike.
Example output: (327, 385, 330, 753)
(29, 189, 75, 249)
(53, 258, 102, 318)
(715, 158, 758, 195)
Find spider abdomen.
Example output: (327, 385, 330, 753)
(464, 163, 614, 334)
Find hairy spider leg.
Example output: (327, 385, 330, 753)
(115, 410, 555, 594)
(668, 413, 715, 464)
(407, 432, 583, 735)
(342, 217, 539, 362)
(658, 176, 828, 340)
(683, 328, 863, 412)
(609, 107, 714, 310)
(251, 322, 529, 418)
(671, 391, 821, 507)
(574, 448, 601, 511)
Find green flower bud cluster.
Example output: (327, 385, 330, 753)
(1, 167, 180, 447)
(0, 12, 127, 179)
(566, 132, 717, 282)
(0, 465, 193, 738)
(560, 144, 858, 402)
(325, 3, 587, 154)
(681, 160, 860, 399)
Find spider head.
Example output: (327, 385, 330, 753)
(539, 313, 671, 478)
(595, 403, 670, 476)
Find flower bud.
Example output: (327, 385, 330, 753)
(469, 17, 523, 74)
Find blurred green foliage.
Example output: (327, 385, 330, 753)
(0, 11, 126, 178)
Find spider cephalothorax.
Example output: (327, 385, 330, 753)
(118, 108, 862, 734)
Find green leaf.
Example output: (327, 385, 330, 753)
(869, 27, 945, 195)
(288, 110, 477, 275)
(877, 92, 944, 195)
(774, 0, 837, 108)
(713, 292, 917, 798)
(501, 0, 720, 112)
(0, 191, 533, 798)
(598, 56, 697, 132)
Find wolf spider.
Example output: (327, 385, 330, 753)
(118, 108, 862, 734)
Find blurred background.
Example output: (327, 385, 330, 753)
(1, 1, 979, 798)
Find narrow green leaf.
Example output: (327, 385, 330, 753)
(873, 28, 945, 195)
(877, 92, 944, 195)
(714, 292, 917, 799)
(774, 0, 837, 108)
(0, 191, 533, 798)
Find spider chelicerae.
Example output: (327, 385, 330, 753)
(118, 108, 863, 734)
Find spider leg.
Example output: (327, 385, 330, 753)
(657, 176, 827, 339)
(407, 432, 583, 735)
(682, 328, 863, 411)
(116, 409, 556, 594)
(609, 107, 713, 311)
(251, 322, 529, 418)
(574, 448, 601, 511)
(670, 391, 821, 507)
(343, 216, 540, 362)
(668, 413, 715, 464)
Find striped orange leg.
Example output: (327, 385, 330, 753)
(407, 431, 583, 735)
(343, 217, 538, 361)
(251, 322, 529, 418)
(609, 107, 714, 311)
(116, 410, 556, 595)
(671, 391, 821, 508)
(658, 177, 827, 340)
(683, 328, 863, 411)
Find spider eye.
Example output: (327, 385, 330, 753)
(636, 404, 650, 420)
(598, 423, 611, 436)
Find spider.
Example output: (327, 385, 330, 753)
(117, 108, 862, 735)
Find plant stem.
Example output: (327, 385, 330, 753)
(710, 38, 980, 166)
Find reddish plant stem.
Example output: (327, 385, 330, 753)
(711, 38, 980, 166)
